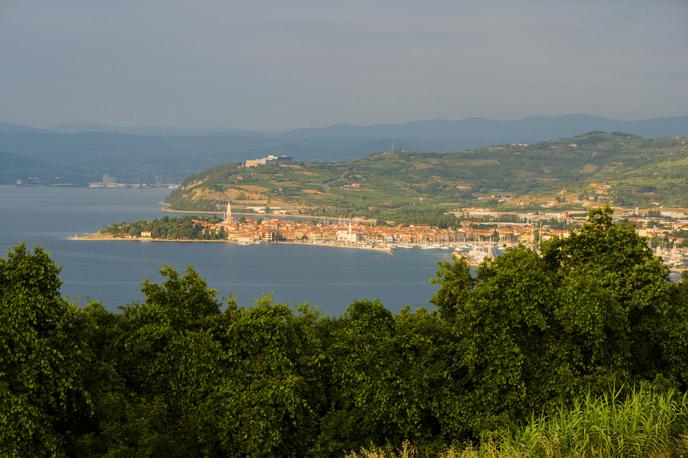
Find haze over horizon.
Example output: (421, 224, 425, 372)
(1, 0, 687, 130)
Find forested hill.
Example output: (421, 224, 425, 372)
(166, 132, 688, 220)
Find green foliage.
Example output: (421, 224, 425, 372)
(430, 257, 474, 321)
(430, 207, 688, 437)
(101, 215, 224, 240)
(0, 244, 90, 457)
(484, 387, 688, 457)
(2, 208, 688, 455)
(196, 299, 327, 455)
(349, 387, 688, 457)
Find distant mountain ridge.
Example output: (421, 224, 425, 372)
(1, 115, 687, 185)
(0, 151, 47, 169)
(48, 123, 273, 137)
(1, 114, 687, 140)
(283, 114, 688, 149)
(0, 151, 77, 184)
(0, 123, 45, 134)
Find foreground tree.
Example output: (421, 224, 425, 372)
(431, 207, 688, 436)
(321, 301, 463, 453)
(2, 207, 687, 455)
(83, 266, 226, 457)
(198, 299, 326, 456)
(0, 244, 90, 457)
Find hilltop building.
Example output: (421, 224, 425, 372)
(243, 155, 292, 168)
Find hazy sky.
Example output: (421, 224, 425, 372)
(1, 0, 686, 129)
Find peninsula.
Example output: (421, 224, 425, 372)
(70, 132, 688, 270)
(74, 201, 688, 272)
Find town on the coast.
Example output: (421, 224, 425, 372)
(84, 200, 688, 273)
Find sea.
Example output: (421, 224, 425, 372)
(0, 185, 452, 314)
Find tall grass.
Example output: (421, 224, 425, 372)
(348, 387, 688, 457)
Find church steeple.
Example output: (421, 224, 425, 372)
(225, 201, 233, 223)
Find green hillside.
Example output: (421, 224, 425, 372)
(166, 132, 688, 221)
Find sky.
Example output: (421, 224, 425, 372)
(0, 0, 686, 130)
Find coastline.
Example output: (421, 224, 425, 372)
(62, 234, 688, 277)
(67, 233, 395, 254)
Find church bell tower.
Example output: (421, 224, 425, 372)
(224, 201, 233, 223)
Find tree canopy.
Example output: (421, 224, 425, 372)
(1, 208, 687, 456)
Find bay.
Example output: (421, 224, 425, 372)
(0, 185, 450, 313)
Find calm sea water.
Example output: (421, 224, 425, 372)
(0, 186, 451, 313)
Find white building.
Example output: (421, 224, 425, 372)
(336, 221, 361, 243)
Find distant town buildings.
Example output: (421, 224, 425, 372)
(89, 174, 127, 188)
(198, 202, 570, 249)
(101, 199, 688, 273)
(87, 174, 179, 189)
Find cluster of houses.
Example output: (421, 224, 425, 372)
(188, 203, 688, 272)
(191, 203, 571, 248)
